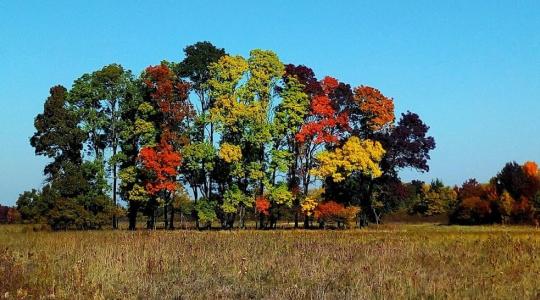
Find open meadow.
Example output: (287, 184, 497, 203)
(2, 224, 540, 299)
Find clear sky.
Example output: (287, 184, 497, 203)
(1, 0, 539, 206)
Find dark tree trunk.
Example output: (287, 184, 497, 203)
(164, 205, 169, 229)
(112, 164, 118, 229)
(169, 204, 175, 229)
(147, 207, 156, 230)
(259, 213, 265, 229)
(128, 201, 138, 231)
(194, 188, 200, 230)
(294, 206, 299, 228)
(239, 206, 246, 229)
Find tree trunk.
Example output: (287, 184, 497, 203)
(239, 206, 245, 229)
(193, 188, 200, 230)
(128, 201, 138, 231)
(169, 204, 175, 230)
(164, 205, 169, 229)
(371, 206, 380, 225)
(147, 207, 156, 230)
(259, 213, 265, 229)
(112, 162, 118, 229)
(206, 120, 214, 200)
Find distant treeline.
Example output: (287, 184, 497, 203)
(0, 205, 19, 224)
(16, 41, 538, 230)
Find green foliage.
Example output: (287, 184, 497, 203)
(222, 185, 252, 213)
(246, 49, 285, 103)
(172, 185, 193, 213)
(16, 189, 45, 223)
(16, 161, 114, 229)
(274, 76, 309, 137)
(176, 41, 226, 109)
(30, 86, 85, 178)
(195, 198, 217, 226)
(269, 149, 291, 174)
(267, 183, 294, 207)
(25, 42, 442, 230)
(410, 183, 457, 216)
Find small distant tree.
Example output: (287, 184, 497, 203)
(6, 208, 21, 224)
(195, 198, 217, 229)
(410, 180, 457, 216)
(16, 189, 45, 223)
(255, 196, 271, 229)
(497, 191, 515, 224)
(314, 201, 361, 229)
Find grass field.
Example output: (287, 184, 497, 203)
(2, 224, 540, 299)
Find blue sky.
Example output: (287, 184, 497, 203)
(1, 0, 539, 205)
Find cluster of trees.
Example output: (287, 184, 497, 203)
(398, 161, 540, 225)
(0, 205, 20, 224)
(450, 161, 540, 225)
(18, 41, 437, 230)
(407, 179, 457, 217)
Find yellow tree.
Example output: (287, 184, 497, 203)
(311, 136, 385, 183)
(207, 50, 285, 228)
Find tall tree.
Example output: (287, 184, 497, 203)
(30, 86, 112, 229)
(380, 112, 436, 175)
(31, 86, 85, 179)
(139, 63, 192, 229)
(273, 67, 311, 227)
(208, 50, 285, 228)
(70, 64, 136, 228)
(176, 43, 226, 228)
(117, 78, 145, 230)
(176, 41, 226, 115)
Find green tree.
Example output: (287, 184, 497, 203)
(273, 69, 310, 227)
(117, 78, 146, 230)
(208, 50, 285, 228)
(16, 189, 45, 223)
(176, 42, 226, 225)
(30, 86, 85, 179)
(70, 64, 137, 228)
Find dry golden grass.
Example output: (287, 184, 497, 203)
(2, 224, 540, 299)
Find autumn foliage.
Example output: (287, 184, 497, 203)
(295, 76, 350, 144)
(255, 196, 271, 216)
(523, 161, 539, 178)
(144, 64, 191, 125)
(354, 85, 395, 131)
(0, 206, 20, 224)
(450, 161, 540, 225)
(314, 201, 360, 228)
(139, 139, 182, 195)
(26, 42, 439, 230)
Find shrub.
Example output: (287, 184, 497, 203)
(314, 201, 360, 228)
(195, 198, 217, 227)
(255, 197, 271, 216)
(511, 196, 534, 223)
(450, 197, 493, 225)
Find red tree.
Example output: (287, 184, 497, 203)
(354, 85, 395, 132)
(139, 138, 182, 195)
(144, 64, 192, 145)
(295, 76, 350, 145)
(255, 196, 271, 216)
(314, 201, 345, 220)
